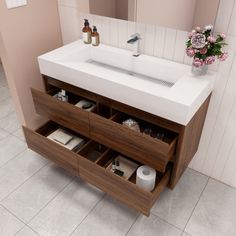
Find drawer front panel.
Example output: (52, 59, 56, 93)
(23, 126, 79, 176)
(79, 156, 170, 216)
(31, 88, 90, 137)
(90, 113, 176, 173)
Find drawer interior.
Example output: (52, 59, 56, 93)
(46, 84, 97, 113)
(111, 112, 178, 145)
(78, 140, 107, 162)
(36, 121, 90, 152)
(78, 142, 168, 194)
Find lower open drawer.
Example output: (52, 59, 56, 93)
(23, 121, 88, 176)
(23, 121, 171, 215)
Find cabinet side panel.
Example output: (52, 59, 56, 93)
(170, 95, 211, 188)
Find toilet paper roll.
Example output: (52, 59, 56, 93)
(136, 165, 156, 191)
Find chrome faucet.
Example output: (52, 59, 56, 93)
(127, 33, 141, 57)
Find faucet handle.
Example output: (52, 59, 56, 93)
(130, 33, 141, 39)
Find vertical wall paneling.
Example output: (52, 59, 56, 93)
(228, 2, 236, 35)
(153, 26, 166, 58)
(163, 28, 177, 60)
(57, 0, 236, 188)
(117, 19, 128, 49)
(127, 21, 136, 51)
(109, 18, 119, 47)
(58, 4, 80, 44)
(173, 31, 188, 63)
(135, 22, 146, 53)
(144, 24, 155, 56)
(214, 0, 235, 33)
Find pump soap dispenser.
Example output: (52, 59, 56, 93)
(82, 19, 92, 44)
(91, 26, 100, 46)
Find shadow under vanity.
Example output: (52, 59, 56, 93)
(23, 76, 211, 216)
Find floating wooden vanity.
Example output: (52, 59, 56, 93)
(23, 75, 211, 216)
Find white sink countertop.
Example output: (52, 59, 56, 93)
(38, 40, 216, 125)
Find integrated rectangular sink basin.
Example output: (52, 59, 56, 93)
(86, 59, 175, 88)
(38, 40, 216, 125)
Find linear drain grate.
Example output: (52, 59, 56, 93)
(86, 59, 175, 88)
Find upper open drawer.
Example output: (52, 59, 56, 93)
(31, 88, 96, 137)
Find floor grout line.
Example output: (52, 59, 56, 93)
(68, 193, 106, 236)
(0, 162, 50, 205)
(26, 176, 75, 230)
(182, 177, 210, 234)
(0, 145, 27, 171)
(151, 211, 184, 232)
(125, 213, 140, 236)
(12, 223, 41, 236)
(23, 225, 41, 236)
(0, 204, 27, 227)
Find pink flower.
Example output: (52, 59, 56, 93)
(186, 48, 195, 57)
(220, 33, 226, 39)
(207, 36, 216, 43)
(218, 52, 228, 61)
(191, 33, 206, 49)
(205, 25, 213, 31)
(188, 31, 195, 38)
(204, 56, 216, 65)
(192, 58, 204, 68)
(195, 26, 201, 32)
(199, 47, 208, 55)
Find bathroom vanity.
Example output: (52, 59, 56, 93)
(23, 40, 215, 216)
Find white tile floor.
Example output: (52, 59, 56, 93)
(1, 65, 236, 236)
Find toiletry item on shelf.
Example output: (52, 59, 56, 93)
(122, 119, 140, 132)
(75, 99, 96, 112)
(116, 160, 120, 170)
(114, 169, 124, 177)
(112, 160, 116, 171)
(47, 128, 85, 151)
(82, 19, 92, 44)
(54, 89, 68, 102)
(91, 26, 100, 46)
(136, 165, 156, 191)
(107, 155, 138, 180)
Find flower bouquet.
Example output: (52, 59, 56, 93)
(186, 25, 228, 75)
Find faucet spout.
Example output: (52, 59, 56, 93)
(127, 33, 141, 57)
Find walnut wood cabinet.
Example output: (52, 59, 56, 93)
(23, 76, 211, 216)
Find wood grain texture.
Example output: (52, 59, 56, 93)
(23, 120, 170, 215)
(31, 88, 90, 137)
(26, 76, 211, 214)
(79, 154, 170, 216)
(23, 122, 80, 176)
(45, 76, 182, 133)
(170, 95, 211, 188)
(90, 112, 177, 173)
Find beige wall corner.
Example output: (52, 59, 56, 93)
(0, 0, 62, 129)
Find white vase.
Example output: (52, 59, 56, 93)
(191, 64, 208, 76)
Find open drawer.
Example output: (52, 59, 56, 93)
(89, 111, 178, 173)
(78, 142, 171, 216)
(31, 87, 96, 137)
(23, 121, 89, 176)
(23, 122, 170, 215)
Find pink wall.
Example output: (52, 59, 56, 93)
(0, 0, 62, 129)
(115, 0, 128, 20)
(136, 0, 197, 31)
(193, 0, 220, 28)
(89, 0, 116, 18)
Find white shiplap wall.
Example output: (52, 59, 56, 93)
(57, 0, 236, 187)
